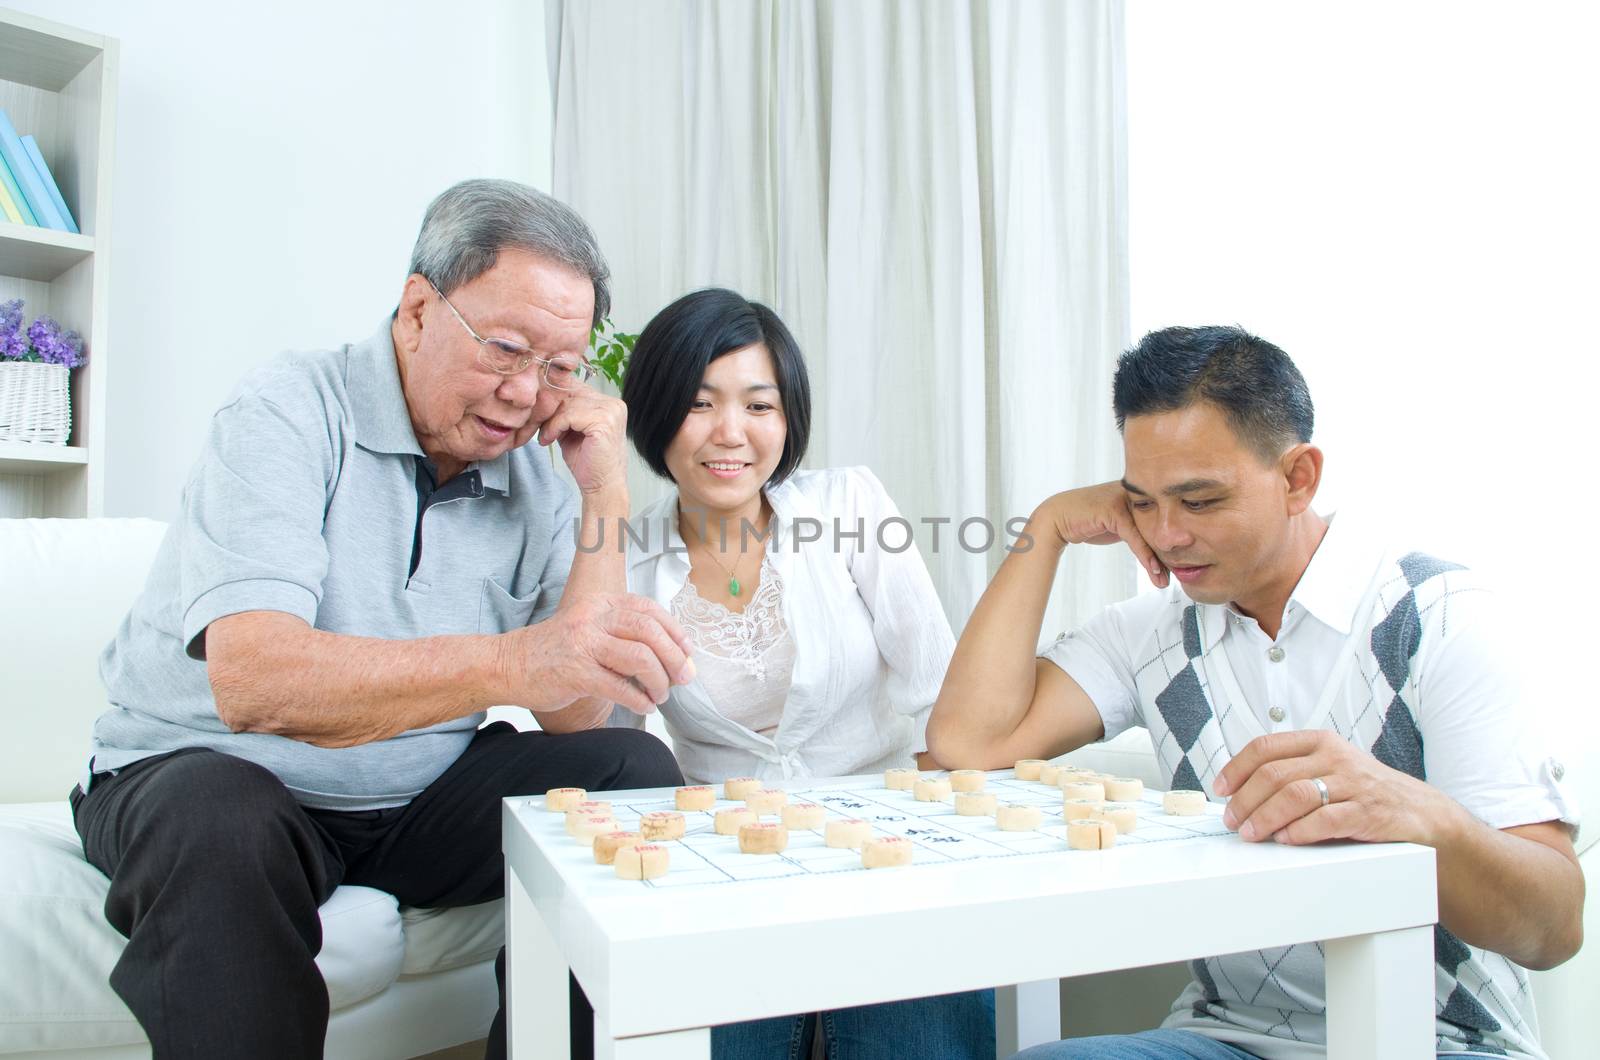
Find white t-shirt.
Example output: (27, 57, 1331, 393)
(1042, 513, 1577, 1059)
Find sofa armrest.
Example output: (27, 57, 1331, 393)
(1528, 842, 1597, 1057)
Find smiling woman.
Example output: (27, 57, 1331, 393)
(623, 289, 811, 493)
(617, 287, 996, 1060)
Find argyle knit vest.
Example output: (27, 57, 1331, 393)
(1135, 553, 1543, 1057)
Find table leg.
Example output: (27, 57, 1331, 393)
(1324, 925, 1434, 1060)
(996, 979, 1062, 1057)
(595, 1015, 711, 1060)
(506, 861, 570, 1059)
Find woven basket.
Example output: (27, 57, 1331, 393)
(0, 362, 72, 444)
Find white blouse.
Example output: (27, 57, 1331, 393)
(616, 466, 956, 786)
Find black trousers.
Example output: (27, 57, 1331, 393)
(71, 722, 683, 1059)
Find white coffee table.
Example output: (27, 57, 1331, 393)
(503, 774, 1437, 1060)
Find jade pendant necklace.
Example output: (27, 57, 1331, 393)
(683, 516, 756, 598)
(701, 547, 747, 598)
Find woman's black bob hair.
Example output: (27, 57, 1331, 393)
(622, 287, 812, 486)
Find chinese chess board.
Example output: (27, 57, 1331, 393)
(529, 770, 1235, 890)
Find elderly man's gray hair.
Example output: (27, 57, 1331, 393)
(408, 179, 611, 329)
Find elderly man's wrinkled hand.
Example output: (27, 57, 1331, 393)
(538, 384, 628, 497)
(501, 593, 696, 716)
(1213, 729, 1453, 848)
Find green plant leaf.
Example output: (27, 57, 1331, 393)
(582, 319, 637, 389)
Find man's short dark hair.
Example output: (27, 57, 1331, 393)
(623, 288, 812, 486)
(1112, 325, 1314, 462)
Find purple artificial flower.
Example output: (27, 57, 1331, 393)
(53, 329, 86, 368)
(26, 316, 56, 362)
(0, 298, 23, 361)
(26, 315, 86, 369)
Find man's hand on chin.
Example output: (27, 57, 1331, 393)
(537, 384, 629, 500)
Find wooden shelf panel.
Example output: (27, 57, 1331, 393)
(0, 11, 103, 92)
(0, 441, 88, 474)
(0, 223, 94, 282)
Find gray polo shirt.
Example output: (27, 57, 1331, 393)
(88, 322, 579, 810)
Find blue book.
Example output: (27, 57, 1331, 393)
(0, 153, 38, 226)
(21, 135, 77, 234)
(0, 109, 65, 230)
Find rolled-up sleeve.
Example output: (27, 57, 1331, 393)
(1039, 605, 1143, 743)
(179, 391, 334, 659)
(1414, 583, 1580, 835)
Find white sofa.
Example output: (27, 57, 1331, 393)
(0, 518, 501, 1059)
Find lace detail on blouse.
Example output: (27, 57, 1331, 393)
(672, 554, 790, 676)
(671, 554, 796, 735)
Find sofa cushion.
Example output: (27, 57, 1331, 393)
(0, 802, 406, 1054)
(0, 518, 170, 804)
(400, 901, 503, 976)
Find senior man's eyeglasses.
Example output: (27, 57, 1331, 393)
(426, 277, 596, 389)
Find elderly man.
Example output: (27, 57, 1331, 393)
(928, 326, 1582, 1059)
(71, 179, 693, 1058)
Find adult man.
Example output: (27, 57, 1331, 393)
(72, 179, 694, 1058)
(928, 326, 1582, 1058)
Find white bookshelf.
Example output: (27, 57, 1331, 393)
(0, 7, 116, 518)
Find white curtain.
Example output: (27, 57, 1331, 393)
(549, 0, 1131, 639)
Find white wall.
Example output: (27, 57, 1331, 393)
(1127, 2, 1600, 741)
(9, 0, 551, 520)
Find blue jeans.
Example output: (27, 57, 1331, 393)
(1012, 1029, 1258, 1059)
(712, 988, 994, 1060)
(1013, 1029, 1509, 1060)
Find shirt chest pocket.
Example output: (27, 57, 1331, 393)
(478, 577, 543, 634)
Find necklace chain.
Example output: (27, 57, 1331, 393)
(682, 515, 759, 598)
